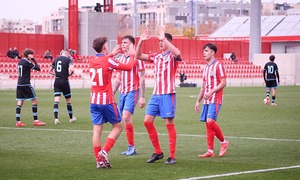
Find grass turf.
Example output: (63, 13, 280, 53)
(0, 86, 300, 179)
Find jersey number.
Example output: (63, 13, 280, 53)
(267, 65, 274, 74)
(56, 61, 62, 72)
(90, 68, 103, 86)
(18, 65, 23, 77)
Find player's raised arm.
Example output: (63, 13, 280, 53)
(29, 54, 40, 71)
(135, 30, 152, 62)
(157, 27, 181, 60)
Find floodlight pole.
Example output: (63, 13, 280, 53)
(240, 0, 243, 16)
(249, 0, 261, 62)
(133, 0, 137, 37)
(195, 0, 198, 36)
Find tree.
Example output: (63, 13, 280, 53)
(164, 24, 181, 35)
(182, 27, 195, 39)
(198, 21, 219, 35)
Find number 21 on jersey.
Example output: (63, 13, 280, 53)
(90, 68, 104, 86)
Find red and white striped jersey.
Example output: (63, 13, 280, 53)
(202, 59, 227, 104)
(89, 54, 134, 105)
(117, 55, 145, 94)
(148, 51, 179, 95)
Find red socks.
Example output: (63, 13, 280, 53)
(144, 121, 162, 154)
(94, 138, 116, 161)
(103, 138, 116, 153)
(205, 122, 215, 151)
(126, 123, 134, 146)
(93, 146, 101, 161)
(206, 121, 225, 151)
(166, 124, 177, 159)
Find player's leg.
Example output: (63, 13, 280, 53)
(63, 82, 76, 122)
(16, 100, 25, 127)
(144, 115, 164, 163)
(206, 104, 229, 157)
(16, 86, 26, 127)
(121, 90, 139, 155)
(271, 88, 277, 105)
(165, 118, 176, 164)
(144, 95, 163, 163)
(122, 110, 136, 155)
(100, 103, 123, 168)
(264, 82, 271, 105)
(66, 97, 76, 122)
(199, 123, 215, 158)
(198, 104, 215, 158)
(93, 124, 104, 168)
(53, 81, 62, 124)
(161, 94, 177, 164)
(271, 81, 278, 106)
(26, 85, 45, 126)
(54, 95, 61, 124)
(31, 98, 45, 126)
(90, 104, 105, 168)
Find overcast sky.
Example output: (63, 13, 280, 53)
(0, 0, 299, 24)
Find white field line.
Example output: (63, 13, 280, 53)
(0, 127, 300, 142)
(178, 165, 300, 180)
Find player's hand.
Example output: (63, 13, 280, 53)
(140, 30, 151, 41)
(157, 26, 165, 41)
(204, 91, 212, 100)
(111, 45, 121, 56)
(28, 54, 34, 59)
(138, 97, 146, 108)
(128, 44, 135, 55)
(194, 101, 200, 113)
(148, 53, 158, 62)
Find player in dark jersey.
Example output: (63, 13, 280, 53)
(15, 48, 46, 127)
(263, 55, 280, 106)
(49, 50, 76, 124)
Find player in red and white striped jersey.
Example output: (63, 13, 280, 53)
(135, 28, 182, 164)
(89, 35, 136, 168)
(113, 35, 146, 156)
(195, 43, 229, 158)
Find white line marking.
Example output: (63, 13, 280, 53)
(0, 127, 299, 142)
(178, 165, 300, 180)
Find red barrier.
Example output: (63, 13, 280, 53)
(118, 36, 273, 63)
(0, 32, 64, 58)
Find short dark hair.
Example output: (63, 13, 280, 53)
(23, 48, 34, 58)
(93, 36, 107, 53)
(165, 33, 173, 41)
(269, 55, 275, 61)
(122, 35, 135, 45)
(203, 43, 217, 54)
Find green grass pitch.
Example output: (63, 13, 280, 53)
(0, 86, 300, 179)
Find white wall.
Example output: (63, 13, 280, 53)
(253, 53, 300, 85)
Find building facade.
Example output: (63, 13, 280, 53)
(0, 18, 35, 33)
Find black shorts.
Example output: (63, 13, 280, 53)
(54, 79, 71, 98)
(16, 85, 36, 100)
(266, 80, 278, 88)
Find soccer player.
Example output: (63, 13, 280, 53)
(15, 48, 46, 127)
(194, 43, 229, 158)
(263, 55, 280, 106)
(89, 35, 136, 169)
(135, 28, 181, 164)
(113, 35, 146, 156)
(49, 50, 76, 124)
